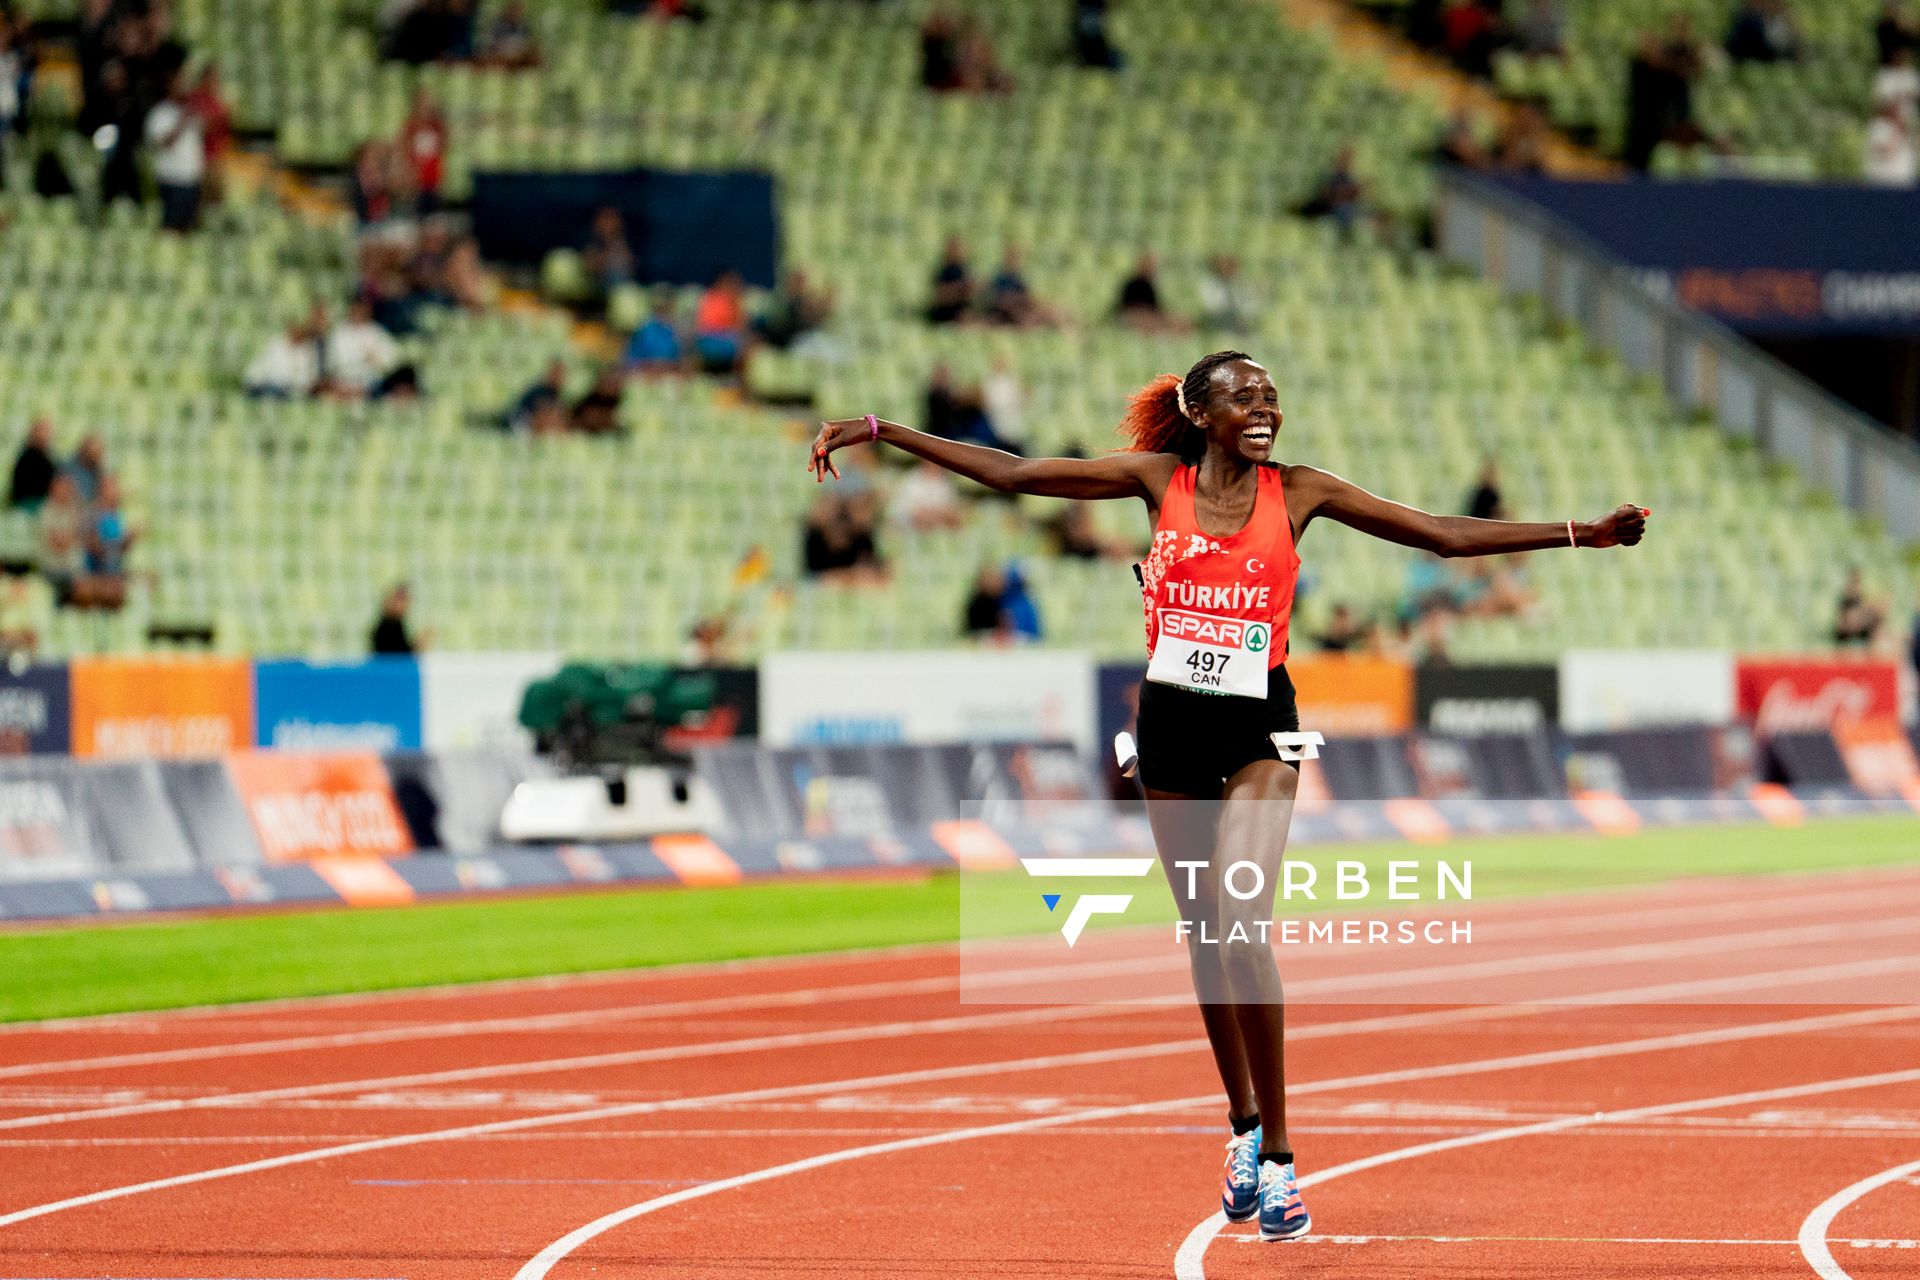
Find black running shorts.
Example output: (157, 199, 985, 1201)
(1135, 666, 1302, 796)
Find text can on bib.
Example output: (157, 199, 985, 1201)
(1145, 609, 1270, 698)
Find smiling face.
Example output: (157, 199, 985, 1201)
(1191, 359, 1282, 463)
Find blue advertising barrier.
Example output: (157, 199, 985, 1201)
(1491, 176, 1920, 335)
(254, 659, 423, 752)
(0, 663, 71, 755)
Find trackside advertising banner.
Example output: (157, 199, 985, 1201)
(762, 651, 1097, 754)
(224, 752, 415, 863)
(1735, 657, 1901, 736)
(254, 659, 423, 751)
(70, 657, 253, 758)
(421, 652, 560, 752)
(1287, 656, 1414, 736)
(1414, 665, 1558, 736)
(0, 663, 71, 754)
(1558, 650, 1736, 731)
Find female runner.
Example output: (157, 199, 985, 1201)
(806, 350, 1649, 1240)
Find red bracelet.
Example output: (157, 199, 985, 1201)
(1567, 519, 1577, 549)
(866, 413, 879, 441)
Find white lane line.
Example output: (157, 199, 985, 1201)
(3, 1003, 1911, 1233)
(1220, 1233, 1920, 1248)
(1173, 1066, 1920, 1278)
(513, 1011, 1920, 1280)
(8, 873, 1916, 1078)
(1798, 1157, 1920, 1279)
(8, 949, 1910, 1135)
(8, 868, 1915, 1053)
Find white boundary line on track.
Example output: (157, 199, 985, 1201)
(510, 1013, 1920, 1280)
(6, 861, 1917, 1039)
(2, 1002, 1913, 1233)
(7, 945, 1916, 1136)
(7, 889, 1915, 1086)
(1797, 1156, 1920, 1280)
(1172, 1067, 1920, 1279)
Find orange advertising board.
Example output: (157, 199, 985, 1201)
(225, 751, 415, 863)
(1287, 655, 1414, 736)
(70, 657, 253, 758)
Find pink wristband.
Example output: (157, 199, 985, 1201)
(866, 414, 879, 442)
(1567, 519, 1577, 549)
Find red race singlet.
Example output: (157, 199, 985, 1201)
(1140, 463, 1300, 698)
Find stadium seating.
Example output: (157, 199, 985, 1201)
(0, 0, 1910, 661)
(1485, 0, 1882, 176)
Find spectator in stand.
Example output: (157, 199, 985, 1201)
(245, 315, 322, 398)
(478, 0, 540, 68)
(509, 359, 569, 435)
(86, 59, 145, 206)
(1114, 252, 1183, 333)
(1517, 0, 1566, 59)
(1314, 602, 1365, 652)
(1440, 0, 1502, 78)
(958, 20, 1015, 94)
(370, 583, 425, 654)
(350, 140, 396, 228)
(387, 0, 471, 63)
(84, 474, 136, 611)
(755, 269, 832, 349)
(1044, 500, 1133, 560)
(997, 563, 1041, 640)
(625, 291, 684, 375)
(693, 270, 750, 377)
(442, 234, 498, 310)
(1625, 19, 1705, 171)
(144, 68, 203, 232)
(1071, 0, 1123, 70)
(1199, 253, 1258, 332)
(1726, 0, 1798, 64)
(982, 355, 1027, 451)
(399, 89, 447, 216)
(8, 419, 56, 511)
(583, 205, 636, 302)
(983, 246, 1061, 327)
(923, 363, 1021, 453)
(920, 6, 963, 91)
(927, 236, 974, 324)
(407, 218, 456, 307)
(572, 365, 626, 436)
(1437, 106, 1492, 169)
(1865, 95, 1917, 184)
(1875, 46, 1919, 128)
(186, 61, 231, 210)
(1879, 1, 1919, 65)
(38, 475, 92, 607)
(962, 563, 1008, 639)
(325, 296, 403, 399)
(891, 458, 967, 532)
(0, 575, 40, 660)
(1299, 144, 1371, 235)
(803, 492, 884, 583)
(62, 433, 108, 505)
(1835, 567, 1888, 645)
(0, 20, 24, 146)
(1494, 105, 1551, 174)
(1464, 456, 1506, 520)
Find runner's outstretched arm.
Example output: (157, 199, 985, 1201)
(807, 416, 1173, 502)
(1286, 465, 1648, 555)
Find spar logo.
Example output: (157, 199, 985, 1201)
(1020, 857, 1156, 946)
(1161, 611, 1270, 651)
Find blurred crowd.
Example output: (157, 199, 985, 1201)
(5, 419, 143, 631)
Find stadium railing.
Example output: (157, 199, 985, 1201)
(1436, 167, 1920, 545)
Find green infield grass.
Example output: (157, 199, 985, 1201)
(2, 815, 1914, 1022)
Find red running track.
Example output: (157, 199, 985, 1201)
(0, 866, 1916, 1279)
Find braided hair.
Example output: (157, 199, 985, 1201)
(1116, 351, 1252, 460)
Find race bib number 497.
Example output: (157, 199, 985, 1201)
(1146, 610, 1270, 698)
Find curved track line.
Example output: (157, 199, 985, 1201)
(10, 949, 1913, 1135)
(519, 1037, 1920, 1278)
(6, 1004, 1910, 1233)
(1173, 1067, 1920, 1278)
(1797, 1156, 1920, 1280)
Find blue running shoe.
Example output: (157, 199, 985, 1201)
(1221, 1126, 1261, 1222)
(1257, 1159, 1311, 1241)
